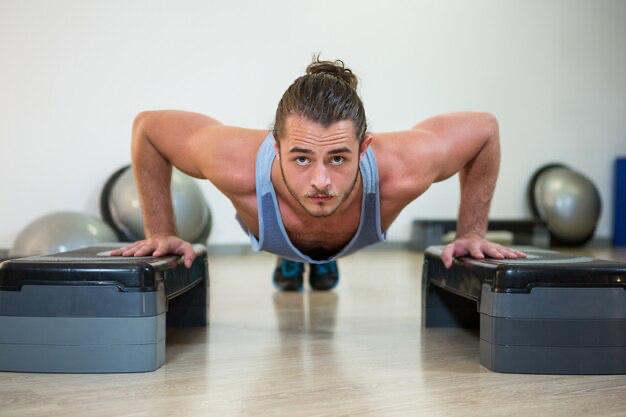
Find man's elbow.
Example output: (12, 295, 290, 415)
(132, 111, 154, 136)
(482, 113, 501, 167)
(482, 112, 499, 139)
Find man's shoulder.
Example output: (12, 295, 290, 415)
(369, 129, 436, 201)
(194, 126, 269, 198)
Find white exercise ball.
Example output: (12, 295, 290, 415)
(533, 167, 601, 244)
(101, 166, 211, 243)
(11, 211, 119, 257)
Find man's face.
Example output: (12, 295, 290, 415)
(275, 115, 371, 218)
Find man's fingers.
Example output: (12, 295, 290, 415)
(122, 246, 139, 256)
(495, 246, 514, 258)
(122, 242, 144, 256)
(110, 246, 128, 255)
(182, 245, 196, 268)
(110, 237, 196, 266)
(152, 242, 170, 257)
(448, 236, 531, 264)
(469, 241, 484, 259)
(441, 244, 455, 269)
(497, 246, 525, 259)
(484, 246, 505, 259)
(134, 243, 157, 257)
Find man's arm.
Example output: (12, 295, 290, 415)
(110, 110, 266, 265)
(416, 112, 500, 238)
(404, 112, 526, 267)
(128, 111, 212, 240)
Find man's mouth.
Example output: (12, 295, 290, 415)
(309, 195, 333, 202)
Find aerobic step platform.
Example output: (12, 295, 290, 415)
(0, 244, 208, 373)
(422, 246, 626, 374)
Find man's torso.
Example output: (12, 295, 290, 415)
(225, 130, 430, 255)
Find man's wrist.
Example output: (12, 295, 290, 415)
(147, 231, 177, 239)
(455, 231, 485, 240)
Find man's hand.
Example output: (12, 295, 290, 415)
(440, 234, 527, 269)
(109, 234, 196, 268)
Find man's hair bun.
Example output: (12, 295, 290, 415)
(306, 53, 358, 90)
(273, 53, 367, 143)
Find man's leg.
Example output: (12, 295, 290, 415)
(309, 261, 340, 291)
(273, 257, 305, 291)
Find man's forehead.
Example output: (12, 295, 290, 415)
(283, 115, 357, 144)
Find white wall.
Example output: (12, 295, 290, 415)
(1, 0, 625, 248)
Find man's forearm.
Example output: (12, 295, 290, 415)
(131, 113, 178, 237)
(455, 121, 501, 238)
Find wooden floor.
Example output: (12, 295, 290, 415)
(2, 246, 626, 417)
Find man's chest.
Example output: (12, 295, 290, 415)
(230, 195, 361, 252)
(282, 215, 360, 253)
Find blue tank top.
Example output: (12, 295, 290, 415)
(236, 132, 387, 264)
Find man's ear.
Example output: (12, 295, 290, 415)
(273, 140, 280, 160)
(359, 133, 374, 161)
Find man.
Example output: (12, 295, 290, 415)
(111, 56, 526, 291)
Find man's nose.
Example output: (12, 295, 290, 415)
(311, 163, 331, 191)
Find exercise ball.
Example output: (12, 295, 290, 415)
(11, 211, 119, 257)
(529, 164, 601, 246)
(100, 165, 212, 243)
(527, 163, 568, 219)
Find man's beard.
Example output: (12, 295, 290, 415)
(279, 159, 360, 218)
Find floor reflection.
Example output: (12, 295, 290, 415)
(236, 290, 374, 414)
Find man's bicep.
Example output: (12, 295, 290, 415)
(189, 125, 268, 194)
(135, 110, 224, 179)
(412, 112, 497, 183)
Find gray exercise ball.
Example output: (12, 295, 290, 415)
(11, 211, 119, 257)
(533, 167, 601, 244)
(102, 166, 211, 243)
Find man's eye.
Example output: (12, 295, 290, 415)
(295, 157, 310, 165)
(330, 156, 345, 165)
